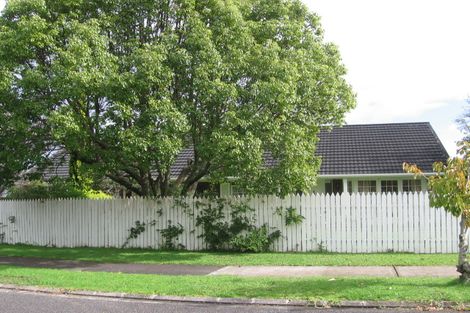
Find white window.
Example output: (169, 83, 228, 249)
(402, 179, 422, 192)
(358, 180, 376, 193)
(381, 180, 398, 193)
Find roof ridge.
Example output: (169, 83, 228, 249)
(338, 122, 431, 127)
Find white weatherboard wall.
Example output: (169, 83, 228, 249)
(0, 192, 466, 253)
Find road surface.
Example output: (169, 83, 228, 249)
(0, 289, 458, 313)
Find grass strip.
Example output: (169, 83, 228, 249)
(0, 265, 467, 302)
(0, 245, 458, 266)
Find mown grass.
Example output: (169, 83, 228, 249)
(0, 244, 458, 266)
(0, 265, 466, 302)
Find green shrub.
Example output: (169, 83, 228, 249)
(195, 198, 281, 252)
(82, 189, 113, 199)
(230, 225, 281, 252)
(6, 178, 111, 200)
(195, 198, 231, 250)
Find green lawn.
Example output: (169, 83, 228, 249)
(0, 265, 466, 303)
(0, 244, 458, 266)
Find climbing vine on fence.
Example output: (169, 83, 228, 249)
(159, 220, 184, 250)
(195, 198, 281, 252)
(276, 206, 305, 226)
(231, 225, 281, 252)
(122, 220, 156, 248)
(116, 198, 282, 252)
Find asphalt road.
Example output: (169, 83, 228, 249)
(0, 289, 458, 313)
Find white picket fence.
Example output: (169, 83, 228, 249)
(0, 192, 465, 253)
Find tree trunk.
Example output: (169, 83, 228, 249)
(457, 215, 470, 283)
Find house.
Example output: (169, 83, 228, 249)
(171, 122, 449, 196)
(25, 122, 449, 197)
(309, 122, 448, 194)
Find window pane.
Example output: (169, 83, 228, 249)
(196, 183, 220, 197)
(325, 182, 332, 194)
(358, 180, 376, 193)
(381, 180, 398, 193)
(325, 180, 343, 194)
(403, 179, 422, 192)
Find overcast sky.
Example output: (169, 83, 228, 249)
(304, 0, 470, 155)
(0, 0, 468, 154)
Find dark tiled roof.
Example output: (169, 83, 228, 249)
(316, 122, 449, 175)
(40, 122, 449, 179)
(169, 149, 278, 178)
(170, 147, 194, 177)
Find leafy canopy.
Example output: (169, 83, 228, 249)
(0, 0, 355, 196)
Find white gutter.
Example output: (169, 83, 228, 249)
(218, 173, 435, 182)
(318, 173, 435, 179)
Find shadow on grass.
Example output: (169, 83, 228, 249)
(0, 244, 458, 267)
(0, 244, 210, 264)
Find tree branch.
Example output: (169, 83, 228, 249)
(106, 173, 143, 196)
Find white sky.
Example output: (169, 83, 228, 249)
(1, 0, 468, 154)
(304, 0, 470, 155)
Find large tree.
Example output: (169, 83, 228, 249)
(404, 142, 470, 283)
(0, 51, 52, 192)
(0, 0, 355, 196)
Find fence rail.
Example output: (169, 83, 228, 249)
(0, 192, 466, 253)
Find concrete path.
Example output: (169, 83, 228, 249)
(209, 265, 459, 278)
(209, 266, 398, 277)
(0, 256, 459, 277)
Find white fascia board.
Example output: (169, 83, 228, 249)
(318, 173, 435, 179)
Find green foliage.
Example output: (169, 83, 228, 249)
(230, 225, 281, 253)
(6, 178, 111, 200)
(160, 220, 184, 250)
(195, 199, 232, 250)
(428, 157, 470, 221)
(195, 198, 280, 252)
(404, 142, 470, 220)
(83, 190, 113, 200)
(404, 141, 470, 282)
(276, 206, 305, 226)
(228, 202, 255, 235)
(0, 0, 355, 197)
(2, 266, 470, 303)
(426, 144, 470, 282)
(0, 244, 461, 266)
(122, 220, 151, 249)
